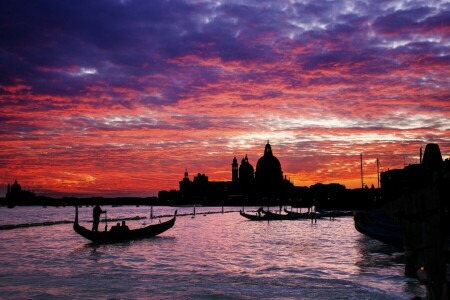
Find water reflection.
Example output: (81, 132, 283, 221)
(356, 235, 404, 271)
(354, 230, 426, 298)
(0, 207, 427, 299)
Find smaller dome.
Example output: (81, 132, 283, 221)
(239, 155, 254, 181)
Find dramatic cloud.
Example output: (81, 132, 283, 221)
(1, 0, 449, 197)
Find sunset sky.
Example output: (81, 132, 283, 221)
(1, 0, 449, 197)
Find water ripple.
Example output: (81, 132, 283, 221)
(0, 206, 426, 299)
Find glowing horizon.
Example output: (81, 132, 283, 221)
(1, 1, 449, 197)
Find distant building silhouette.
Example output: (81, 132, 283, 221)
(5, 179, 36, 206)
(157, 141, 391, 208)
(232, 157, 238, 182)
(179, 169, 194, 202)
(175, 142, 294, 205)
(8, 179, 22, 195)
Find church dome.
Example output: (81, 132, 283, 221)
(255, 142, 283, 185)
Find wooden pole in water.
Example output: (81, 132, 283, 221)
(104, 211, 108, 232)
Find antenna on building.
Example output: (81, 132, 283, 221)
(420, 145, 423, 164)
(377, 158, 380, 188)
(360, 153, 364, 189)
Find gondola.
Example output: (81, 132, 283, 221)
(239, 210, 271, 221)
(262, 209, 305, 220)
(73, 206, 177, 243)
(239, 210, 303, 221)
(353, 210, 403, 248)
(283, 208, 323, 220)
(283, 208, 313, 219)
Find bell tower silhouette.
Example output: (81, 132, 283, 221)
(232, 157, 238, 183)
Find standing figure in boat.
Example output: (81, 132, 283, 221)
(92, 204, 106, 232)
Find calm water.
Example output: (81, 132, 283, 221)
(0, 206, 425, 299)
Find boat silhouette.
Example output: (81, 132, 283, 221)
(73, 207, 176, 243)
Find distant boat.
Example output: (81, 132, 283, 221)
(262, 209, 307, 220)
(316, 210, 354, 218)
(239, 210, 271, 221)
(283, 208, 319, 219)
(73, 207, 177, 243)
(239, 209, 307, 221)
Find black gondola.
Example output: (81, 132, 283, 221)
(239, 210, 272, 221)
(283, 208, 316, 219)
(239, 209, 305, 221)
(353, 210, 403, 248)
(262, 209, 306, 220)
(73, 207, 177, 243)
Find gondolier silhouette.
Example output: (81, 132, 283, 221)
(92, 204, 106, 232)
(257, 206, 264, 217)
